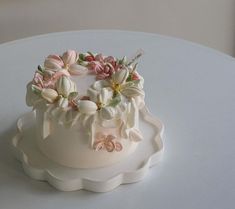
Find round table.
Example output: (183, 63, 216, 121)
(0, 30, 234, 209)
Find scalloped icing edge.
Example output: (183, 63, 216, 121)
(11, 105, 164, 192)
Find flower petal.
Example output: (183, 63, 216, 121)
(58, 97, 69, 108)
(69, 64, 88, 76)
(79, 100, 97, 114)
(98, 88, 113, 104)
(94, 141, 104, 151)
(56, 76, 77, 97)
(44, 55, 63, 70)
(105, 140, 115, 152)
(100, 106, 116, 120)
(62, 50, 77, 66)
(41, 88, 58, 103)
(52, 69, 70, 80)
(87, 80, 110, 102)
(121, 86, 145, 97)
(115, 142, 123, 151)
(112, 69, 129, 85)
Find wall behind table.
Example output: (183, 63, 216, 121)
(0, 0, 234, 56)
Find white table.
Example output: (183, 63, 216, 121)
(0, 30, 234, 209)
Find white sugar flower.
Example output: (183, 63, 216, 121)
(98, 88, 117, 120)
(110, 69, 144, 98)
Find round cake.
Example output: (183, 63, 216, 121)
(26, 50, 145, 168)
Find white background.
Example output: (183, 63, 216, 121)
(0, 0, 235, 56)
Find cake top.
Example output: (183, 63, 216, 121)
(26, 50, 145, 120)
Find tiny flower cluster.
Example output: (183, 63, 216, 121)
(26, 50, 144, 119)
(93, 133, 123, 152)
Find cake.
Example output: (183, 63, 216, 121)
(26, 50, 145, 168)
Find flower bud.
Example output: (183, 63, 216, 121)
(41, 88, 58, 103)
(56, 76, 77, 97)
(79, 100, 97, 114)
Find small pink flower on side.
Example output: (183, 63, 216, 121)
(93, 133, 123, 152)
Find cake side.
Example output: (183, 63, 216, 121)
(26, 50, 145, 168)
(35, 107, 139, 168)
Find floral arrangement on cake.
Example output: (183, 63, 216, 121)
(26, 50, 145, 151)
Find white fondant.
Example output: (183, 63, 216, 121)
(27, 63, 145, 169)
(36, 108, 139, 168)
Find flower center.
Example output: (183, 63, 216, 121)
(64, 63, 70, 70)
(112, 83, 121, 93)
(97, 102, 105, 110)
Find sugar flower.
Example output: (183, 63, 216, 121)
(110, 69, 145, 98)
(44, 50, 88, 76)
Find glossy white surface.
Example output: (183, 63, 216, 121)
(0, 30, 235, 208)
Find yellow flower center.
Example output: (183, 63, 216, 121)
(112, 83, 121, 92)
(64, 63, 69, 70)
(97, 102, 105, 110)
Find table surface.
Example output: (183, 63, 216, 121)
(0, 30, 234, 209)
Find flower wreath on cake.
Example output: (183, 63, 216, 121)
(26, 50, 145, 153)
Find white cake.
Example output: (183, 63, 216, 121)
(26, 50, 145, 168)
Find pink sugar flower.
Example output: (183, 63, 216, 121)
(44, 55, 64, 70)
(33, 69, 70, 90)
(104, 56, 119, 71)
(84, 55, 95, 62)
(104, 56, 114, 63)
(88, 55, 117, 80)
(44, 50, 87, 76)
(96, 63, 115, 80)
(88, 61, 103, 73)
(62, 50, 77, 67)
